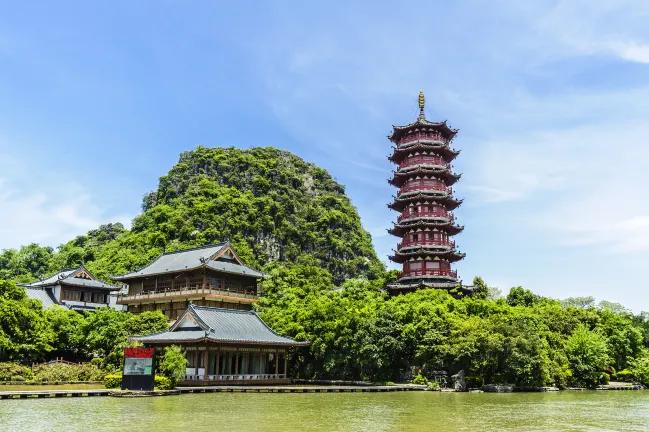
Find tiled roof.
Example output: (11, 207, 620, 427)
(111, 243, 264, 280)
(20, 266, 121, 291)
(131, 305, 308, 346)
(24, 287, 58, 308)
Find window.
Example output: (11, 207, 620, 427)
(409, 262, 422, 271)
(62, 290, 81, 301)
(91, 293, 106, 304)
(426, 261, 440, 269)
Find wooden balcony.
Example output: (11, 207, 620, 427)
(117, 286, 258, 305)
(399, 132, 449, 146)
(398, 182, 452, 196)
(398, 238, 456, 249)
(397, 210, 454, 223)
(399, 155, 450, 170)
(399, 269, 458, 279)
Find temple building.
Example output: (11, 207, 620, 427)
(112, 243, 264, 321)
(131, 304, 308, 385)
(387, 91, 466, 293)
(20, 265, 124, 311)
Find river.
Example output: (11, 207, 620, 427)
(1, 391, 648, 431)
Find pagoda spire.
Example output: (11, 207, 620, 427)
(418, 90, 426, 119)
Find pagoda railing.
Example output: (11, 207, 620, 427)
(398, 210, 453, 223)
(117, 286, 258, 303)
(398, 181, 452, 196)
(398, 239, 455, 249)
(399, 132, 449, 146)
(399, 156, 450, 170)
(399, 269, 458, 279)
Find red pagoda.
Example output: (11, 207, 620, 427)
(387, 91, 465, 293)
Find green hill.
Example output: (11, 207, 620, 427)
(1, 146, 383, 283)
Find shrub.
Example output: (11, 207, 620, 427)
(616, 369, 634, 382)
(628, 357, 649, 385)
(412, 374, 428, 385)
(32, 363, 105, 382)
(154, 376, 172, 390)
(599, 372, 610, 385)
(157, 346, 188, 387)
(465, 376, 484, 389)
(0, 363, 33, 381)
(428, 381, 440, 391)
(90, 358, 103, 367)
(104, 374, 122, 389)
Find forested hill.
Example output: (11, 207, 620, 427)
(1, 146, 384, 283)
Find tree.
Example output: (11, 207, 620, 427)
(506, 287, 539, 307)
(0, 280, 55, 362)
(628, 354, 649, 385)
(45, 306, 87, 357)
(565, 325, 610, 387)
(561, 297, 596, 309)
(126, 311, 168, 336)
(158, 345, 188, 387)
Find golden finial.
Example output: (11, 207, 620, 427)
(418, 90, 425, 118)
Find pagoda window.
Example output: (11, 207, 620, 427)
(426, 261, 440, 269)
(207, 276, 222, 290)
(411, 233, 419, 242)
(409, 262, 422, 271)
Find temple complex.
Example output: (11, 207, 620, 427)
(20, 265, 123, 311)
(131, 304, 308, 385)
(387, 91, 466, 293)
(112, 243, 263, 321)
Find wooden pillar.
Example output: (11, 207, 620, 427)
(203, 347, 209, 381)
(274, 349, 279, 376)
(216, 350, 220, 377)
(202, 270, 207, 291)
(259, 351, 263, 376)
(284, 355, 288, 378)
(234, 351, 239, 376)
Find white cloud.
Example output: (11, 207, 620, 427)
(0, 159, 133, 250)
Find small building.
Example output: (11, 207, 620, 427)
(111, 243, 264, 321)
(20, 266, 124, 311)
(131, 304, 308, 385)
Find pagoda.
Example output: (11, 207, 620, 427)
(387, 91, 465, 293)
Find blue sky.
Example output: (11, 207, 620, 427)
(1, 1, 649, 310)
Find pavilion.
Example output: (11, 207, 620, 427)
(130, 304, 308, 385)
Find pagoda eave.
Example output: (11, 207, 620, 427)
(389, 250, 466, 264)
(389, 169, 461, 187)
(389, 222, 464, 237)
(389, 143, 460, 163)
(389, 195, 463, 211)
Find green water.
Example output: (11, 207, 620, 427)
(1, 391, 648, 431)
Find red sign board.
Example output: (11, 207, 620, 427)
(124, 348, 154, 358)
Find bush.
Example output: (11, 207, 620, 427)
(465, 376, 484, 389)
(0, 363, 33, 381)
(90, 358, 103, 367)
(104, 374, 122, 389)
(428, 381, 440, 391)
(32, 363, 105, 382)
(599, 372, 610, 385)
(154, 376, 172, 390)
(616, 369, 634, 382)
(628, 357, 649, 385)
(157, 346, 187, 387)
(412, 374, 427, 385)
